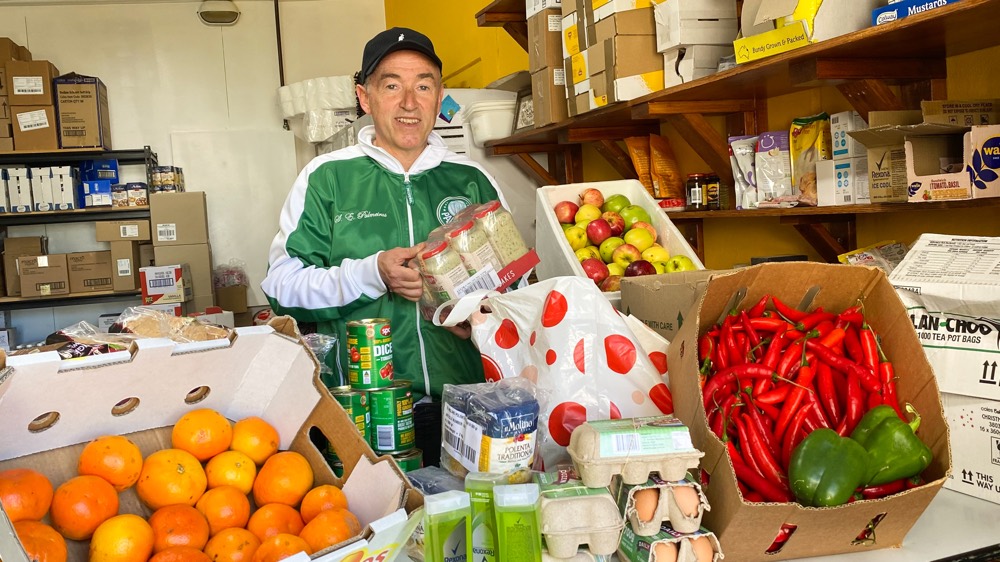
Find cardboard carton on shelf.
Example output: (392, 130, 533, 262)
(2, 236, 45, 296)
(95, 219, 152, 243)
(215, 284, 248, 314)
(531, 66, 568, 127)
(588, 5, 655, 45)
(10, 104, 58, 151)
(67, 250, 114, 293)
(150, 191, 209, 247)
(54, 73, 112, 150)
(904, 123, 1000, 202)
(668, 262, 951, 561)
(921, 98, 1000, 127)
(3, 59, 59, 105)
(17, 253, 69, 298)
(816, 156, 867, 206)
(0, 318, 423, 562)
(528, 8, 564, 73)
(654, 0, 737, 54)
(872, 0, 963, 26)
(847, 109, 923, 203)
(733, 0, 880, 64)
(139, 263, 192, 305)
(889, 233, 1000, 505)
(663, 45, 732, 89)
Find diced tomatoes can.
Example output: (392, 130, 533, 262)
(328, 385, 370, 446)
(346, 318, 394, 389)
(392, 448, 423, 473)
(368, 381, 415, 454)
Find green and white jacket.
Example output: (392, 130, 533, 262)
(262, 125, 505, 399)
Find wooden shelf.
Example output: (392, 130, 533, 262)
(0, 207, 150, 227)
(0, 291, 141, 312)
(666, 197, 1000, 221)
(476, 0, 529, 51)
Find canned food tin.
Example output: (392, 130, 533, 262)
(346, 318, 394, 389)
(329, 386, 370, 445)
(368, 381, 415, 454)
(392, 448, 423, 473)
(329, 459, 344, 478)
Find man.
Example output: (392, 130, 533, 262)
(262, 28, 508, 463)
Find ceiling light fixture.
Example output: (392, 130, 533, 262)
(198, 0, 241, 26)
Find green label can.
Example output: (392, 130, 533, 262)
(328, 386, 370, 446)
(392, 448, 423, 473)
(347, 318, 394, 389)
(368, 381, 415, 454)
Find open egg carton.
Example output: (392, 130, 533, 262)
(566, 416, 705, 488)
(613, 474, 709, 536)
(535, 469, 626, 559)
(618, 523, 724, 562)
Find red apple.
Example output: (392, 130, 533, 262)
(601, 211, 625, 237)
(600, 275, 622, 292)
(554, 200, 580, 224)
(624, 259, 657, 277)
(611, 243, 642, 269)
(585, 218, 613, 246)
(581, 257, 610, 285)
(579, 188, 605, 208)
(630, 220, 657, 242)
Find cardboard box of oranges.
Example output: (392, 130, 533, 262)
(0, 317, 423, 562)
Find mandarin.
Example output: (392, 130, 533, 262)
(206, 450, 257, 495)
(230, 417, 280, 465)
(50, 474, 120, 540)
(195, 485, 251, 536)
(89, 513, 155, 562)
(245, 503, 304, 542)
(77, 435, 144, 492)
(299, 484, 348, 524)
(13, 520, 67, 562)
(252, 451, 313, 508)
(297, 508, 361, 553)
(136, 448, 208, 510)
(149, 504, 211, 552)
(203, 528, 261, 562)
(0, 468, 54, 523)
(251, 533, 312, 562)
(148, 546, 212, 562)
(172, 408, 233, 462)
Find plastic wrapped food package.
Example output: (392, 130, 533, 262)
(110, 307, 232, 342)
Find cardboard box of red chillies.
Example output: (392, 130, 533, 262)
(667, 262, 951, 562)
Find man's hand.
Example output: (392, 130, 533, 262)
(378, 244, 425, 301)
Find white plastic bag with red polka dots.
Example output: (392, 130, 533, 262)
(436, 275, 674, 470)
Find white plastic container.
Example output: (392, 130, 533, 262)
(465, 100, 517, 147)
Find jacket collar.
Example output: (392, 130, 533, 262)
(357, 125, 448, 175)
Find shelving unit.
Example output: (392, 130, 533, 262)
(477, 0, 1000, 262)
(0, 146, 157, 313)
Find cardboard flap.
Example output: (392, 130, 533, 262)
(342, 456, 405, 527)
(752, 0, 797, 25)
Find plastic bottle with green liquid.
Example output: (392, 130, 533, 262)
(466, 472, 503, 562)
(493, 483, 542, 562)
(424, 490, 471, 562)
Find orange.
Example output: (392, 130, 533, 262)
(172, 408, 233, 462)
(252, 451, 313, 508)
(13, 520, 67, 562)
(149, 546, 212, 562)
(245, 503, 304, 542)
(0, 468, 54, 523)
(195, 485, 251, 536)
(137, 448, 208, 510)
(299, 485, 348, 524)
(297, 508, 361, 553)
(77, 435, 144, 492)
(206, 450, 257, 495)
(50, 474, 120, 540)
(89, 513, 155, 562)
(251, 533, 312, 562)
(149, 504, 211, 553)
(204, 528, 261, 562)
(230, 417, 280, 466)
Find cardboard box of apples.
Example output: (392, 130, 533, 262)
(535, 180, 705, 308)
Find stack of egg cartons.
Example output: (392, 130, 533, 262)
(566, 415, 725, 561)
(653, 0, 737, 89)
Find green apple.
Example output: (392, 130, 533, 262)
(598, 236, 625, 263)
(564, 225, 588, 251)
(652, 260, 669, 274)
(607, 262, 626, 276)
(575, 246, 601, 262)
(561, 223, 575, 232)
(619, 204, 652, 230)
(624, 227, 655, 253)
(575, 203, 603, 223)
(665, 254, 698, 272)
(641, 245, 671, 263)
(602, 193, 631, 214)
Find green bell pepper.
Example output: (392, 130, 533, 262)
(788, 428, 869, 507)
(851, 404, 933, 487)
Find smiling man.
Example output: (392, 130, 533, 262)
(262, 28, 509, 466)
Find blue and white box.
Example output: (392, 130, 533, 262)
(51, 166, 79, 210)
(831, 110, 867, 160)
(873, 0, 963, 26)
(80, 179, 113, 208)
(29, 167, 54, 212)
(817, 157, 869, 206)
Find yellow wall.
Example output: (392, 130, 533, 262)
(386, 3, 1000, 269)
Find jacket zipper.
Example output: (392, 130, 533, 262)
(404, 173, 433, 397)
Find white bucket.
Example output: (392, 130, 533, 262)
(464, 100, 517, 148)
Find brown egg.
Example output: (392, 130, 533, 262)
(690, 536, 715, 562)
(671, 485, 701, 518)
(633, 487, 660, 522)
(652, 541, 679, 562)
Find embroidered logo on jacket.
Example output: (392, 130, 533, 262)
(334, 210, 389, 223)
(436, 196, 472, 225)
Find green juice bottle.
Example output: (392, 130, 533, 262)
(466, 472, 503, 562)
(493, 483, 542, 562)
(424, 490, 471, 562)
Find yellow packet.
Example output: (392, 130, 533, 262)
(625, 136, 656, 199)
(650, 134, 685, 210)
(789, 112, 831, 206)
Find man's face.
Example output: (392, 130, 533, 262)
(357, 50, 443, 169)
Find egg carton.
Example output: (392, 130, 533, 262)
(614, 474, 709, 536)
(542, 548, 611, 562)
(536, 470, 627, 559)
(567, 416, 705, 488)
(618, 524, 724, 562)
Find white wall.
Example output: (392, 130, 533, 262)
(1, 0, 386, 345)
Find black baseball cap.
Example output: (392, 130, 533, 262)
(360, 27, 443, 83)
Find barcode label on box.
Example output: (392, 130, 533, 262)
(547, 14, 561, 31)
(456, 268, 501, 297)
(63, 130, 85, 136)
(611, 433, 641, 455)
(148, 278, 175, 288)
(117, 259, 132, 276)
(119, 225, 139, 238)
(16, 109, 49, 132)
(157, 224, 177, 242)
(553, 68, 566, 86)
(375, 425, 394, 450)
(12, 76, 44, 96)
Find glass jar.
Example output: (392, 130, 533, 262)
(419, 241, 471, 304)
(704, 173, 722, 210)
(447, 219, 504, 275)
(686, 174, 707, 211)
(474, 201, 528, 267)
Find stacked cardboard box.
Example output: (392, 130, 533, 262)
(150, 191, 215, 312)
(588, 5, 662, 106)
(816, 111, 868, 206)
(0, 37, 30, 152)
(561, 0, 592, 116)
(848, 110, 923, 203)
(2, 236, 46, 297)
(528, 4, 569, 127)
(653, 0, 735, 89)
(4, 59, 60, 152)
(95, 219, 153, 293)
